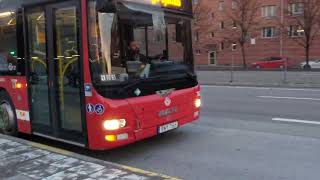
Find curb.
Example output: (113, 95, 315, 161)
(0, 134, 181, 180)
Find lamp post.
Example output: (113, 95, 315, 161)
(230, 42, 237, 83)
(283, 57, 288, 83)
(296, 28, 310, 69)
(280, 0, 284, 57)
(230, 26, 237, 83)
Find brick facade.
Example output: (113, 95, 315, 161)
(192, 0, 320, 67)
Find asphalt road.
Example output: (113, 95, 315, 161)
(26, 86, 320, 180)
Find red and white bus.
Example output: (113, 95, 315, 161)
(0, 0, 201, 150)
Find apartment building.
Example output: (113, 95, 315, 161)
(192, 0, 320, 67)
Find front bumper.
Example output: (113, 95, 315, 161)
(93, 112, 199, 150)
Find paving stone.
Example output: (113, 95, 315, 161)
(0, 135, 175, 180)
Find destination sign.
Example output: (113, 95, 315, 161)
(125, 0, 182, 8)
(151, 0, 182, 7)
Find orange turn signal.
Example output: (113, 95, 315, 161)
(105, 135, 117, 142)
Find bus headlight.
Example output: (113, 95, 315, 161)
(195, 98, 201, 108)
(103, 119, 126, 130)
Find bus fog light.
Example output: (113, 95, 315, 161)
(195, 98, 201, 108)
(117, 133, 128, 140)
(103, 119, 126, 130)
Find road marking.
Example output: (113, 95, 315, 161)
(29, 142, 73, 156)
(202, 85, 320, 92)
(258, 96, 320, 101)
(272, 118, 320, 125)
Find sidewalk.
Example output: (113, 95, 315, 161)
(197, 70, 320, 88)
(0, 134, 178, 180)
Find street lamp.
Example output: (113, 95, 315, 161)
(296, 29, 311, 69)
(230, 26, 237, 83)
(297, 29, 305, 33)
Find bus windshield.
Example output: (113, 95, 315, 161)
(88, 1, 197, 98)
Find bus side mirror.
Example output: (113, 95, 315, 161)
(96, 0, 116, 13)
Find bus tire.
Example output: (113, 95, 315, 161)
(0, 90, 17, 136)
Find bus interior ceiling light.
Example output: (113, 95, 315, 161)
(103, 119, 126, 130)
(0, 12, 14, 18)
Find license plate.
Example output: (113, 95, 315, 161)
(158, 121, 178, 134)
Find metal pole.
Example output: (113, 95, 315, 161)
(230, 51, 234, 83)
(280, 0, 287, 84)
(283, 57, 287, 83)
(280, 0, 284, 57)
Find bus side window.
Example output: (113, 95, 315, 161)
(0, 11, 16, 75)
(0, 10, 24, 76)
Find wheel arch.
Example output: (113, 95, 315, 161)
(0, 88, 18, 135)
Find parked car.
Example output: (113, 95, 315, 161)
(300, 60, 320, 69)
(251, 57, 287, 69)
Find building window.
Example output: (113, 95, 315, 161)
(219, 1, 224, 11)
(288, 3, 304, 15)
(195, 49, 201, 55)
(220, 21, 224, 29)
(232, 42, 237, 51)
(232, 0, 238, 10)
(194, 31, 199, 42)
(193, 16, 199, 24)
(288, 25, 305, 37)
(262, 5, 276, 18)
(262, 27, 276, 38)
(220, 42, 224, 50)
(210, 32, 215, 38)
(208, 51, 217, 65)
(193, 0, 199, 5)
(232, 21, 237, 28)
(208, 12, 214, 21)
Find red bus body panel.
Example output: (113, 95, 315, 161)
(86, 86, 200, 150)
(0, 76, 31, 134)
(79, 0, 199, 150)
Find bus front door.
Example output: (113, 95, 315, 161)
(25, 1, 86, 146)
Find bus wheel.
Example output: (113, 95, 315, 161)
(0, 91, 17, 136)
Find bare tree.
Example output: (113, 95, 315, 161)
(193, 0, 212, 28)
(220, 0, 261, 68)
(283, 0, 320, 69)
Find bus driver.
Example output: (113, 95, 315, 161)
(125, 41, 148, 64)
